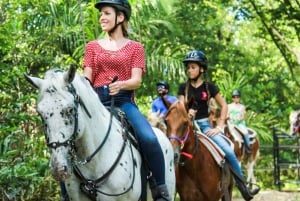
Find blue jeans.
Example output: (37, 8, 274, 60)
(195, 119, 243, 176)
(95, 86, 166, 185)
(236, 124, 251, 148)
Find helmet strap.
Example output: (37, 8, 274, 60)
(108, 10, 124, 35)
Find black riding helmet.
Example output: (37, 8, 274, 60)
(232, 89, 241, 97)
(183, 50, 208, 70)
(156, 81, 169, 90)
(94, 0, 131, 20)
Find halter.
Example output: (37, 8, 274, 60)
(168, 121, 199, 162)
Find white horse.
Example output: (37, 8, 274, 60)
(289, 110, 300, 135)
(25, 66, 175, 201)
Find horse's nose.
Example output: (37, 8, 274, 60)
(51, 165, 70, 181)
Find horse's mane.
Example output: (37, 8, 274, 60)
(147, 112, 167, 133)
(72, 74, 108, 116)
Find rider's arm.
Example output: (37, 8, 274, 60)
(214, 93, 228, 128)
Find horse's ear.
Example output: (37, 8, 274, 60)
(24, 74, 43, 89)
(64, 65, 76, 83)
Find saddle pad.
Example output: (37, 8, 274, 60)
(227, 121, 257, 145)
(196, 132, 226, 167)
(227, 121, 243, 143)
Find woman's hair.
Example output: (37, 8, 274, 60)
(120, 16, 129, 37)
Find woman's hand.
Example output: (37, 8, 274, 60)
(206, 126, 224, 137)
(109, 80, 123, 95)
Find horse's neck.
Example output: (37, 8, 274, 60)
(74, 79, 125, 168)
(77, 104, 119, 159)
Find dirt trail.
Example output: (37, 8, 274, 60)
(233, 190, 300, 201)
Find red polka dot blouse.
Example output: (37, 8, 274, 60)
(83, 40, 146, 87)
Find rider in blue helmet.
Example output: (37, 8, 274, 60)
(152, 81, 178, 117)
(179, 50, 260, 201)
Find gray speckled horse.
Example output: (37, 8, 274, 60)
(25, 66, 175, 201)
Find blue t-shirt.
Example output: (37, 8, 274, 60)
(152, 95, 178, 115)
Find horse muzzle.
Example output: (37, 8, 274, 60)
(50, 153, 73, 181)
(51, 164, 73, 181)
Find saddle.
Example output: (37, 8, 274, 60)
(105, 106, 153, 201)
(227, 121, 257, 146)
(106, 106, 139, 145)
(195, 131, 231, 167)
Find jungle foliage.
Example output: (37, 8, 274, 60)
(0, 0, 299, 199)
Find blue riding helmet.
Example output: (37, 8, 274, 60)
(95, 0, 131, 20)
(183, 50, 208, 70)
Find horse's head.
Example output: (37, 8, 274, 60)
(25, 66, 87, 181)
(165, 100, 192, 164)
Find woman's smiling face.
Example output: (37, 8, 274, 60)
(99, 6, 124, 32)
(99, 6, 116, 32)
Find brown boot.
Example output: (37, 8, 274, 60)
(151, 184, 171, 201)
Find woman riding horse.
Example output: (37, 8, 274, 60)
(83, 0, 171, 200)
(178, 50, 260, 201)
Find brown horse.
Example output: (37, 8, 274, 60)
(165, 100, 233, 201)
(209, 107, 260, 186)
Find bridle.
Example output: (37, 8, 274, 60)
(44, 83, 91, 155)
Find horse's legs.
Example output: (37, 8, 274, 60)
(246, 160, 256, 185)
(176, 170, 205, 201)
